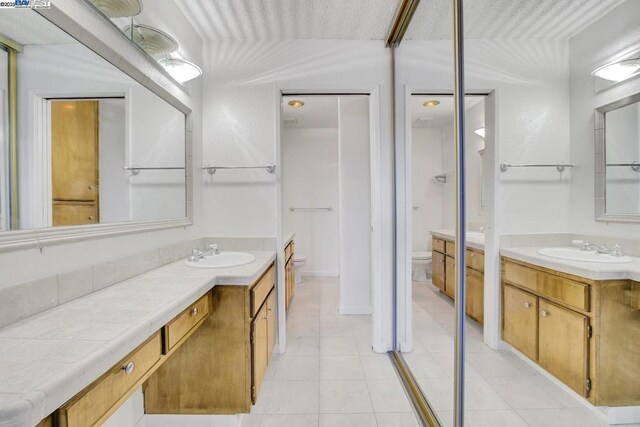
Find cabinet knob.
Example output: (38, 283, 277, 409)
(88, 185, 94, 190)
(191, 307, 198, 316)
(88, 216, 94, 220)
(470, 252, 475, 257)
(524, 302, 532, 308)
(123, 361, 135, 375)
(541, 310, 549, 317)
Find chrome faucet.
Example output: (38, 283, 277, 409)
(581, 240, 623, 256)
(187, 244, 221, 262)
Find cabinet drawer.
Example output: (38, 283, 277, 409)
(432, 251, 446, 292)
(503, 261, 538, 293)
(537, 273, 589, 312)
(285, 241, 294, 262)
(164, 293, 210, 352)
(59, 332, 161, 427)
(251, 264, 276, 317)
(467, 249, 484, 272)
(432, 238, 446, 253)
(445, 241, 456, 256)
(445, 256, 456, 298)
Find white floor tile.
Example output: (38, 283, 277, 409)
(320, 355, 365, 380)
(274, 356, 319, 381)
(375, 412, 421, 427)
(319, 413, 377, 427)
(264, 381, 319, 414)
(360, 354, 398, 380)
(366, 379, 413, 413)
(516, 408, 611, 427)
(319, 380, 374, 414)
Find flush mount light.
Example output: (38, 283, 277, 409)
(593, 57, 640, 82)
(423, 100, 440, 108)
(288, 100, 305, 108)
(88, 0, 142, 18)
(122, 24, 179, 59)
(159, 58, 202, 83)
(474, 127, 485, 138)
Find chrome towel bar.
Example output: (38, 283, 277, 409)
(201, 164, 276, 175)
(123, 166, 185, 175)
(500, 163, 575, 173)
(289, 207, 333, 211)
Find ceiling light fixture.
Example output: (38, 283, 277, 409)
(159, 58, 202, 83)
(474, 127, 485, 138)
(122, 24, 178, 59)
(288, 100, 305, 108)
(423, 100, 440, 108)
(88, 0, 142, 18)
(593, 57, 640, 82)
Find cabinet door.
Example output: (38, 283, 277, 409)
(444, 256, 456, 299)
(466, 268, 484, 324)
(432, 251, 445, 292)
(538, 299, 589, 396)
(52, 201, 98, 226)
(266, 291, 277, 362)
(503, 284, 538, 361)
(251, 303, 268, 404)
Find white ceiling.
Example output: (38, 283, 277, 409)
(175, 0, 626, 42)
(0, 9, 75, 45)
(282, 96, 339, 129)
(411, 95, 484, 128)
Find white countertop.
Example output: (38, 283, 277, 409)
(430, 229, 485, 251)
(501, 247, 640, 282)
(0, 251, 275, 427)
(284, 232, 295, 247)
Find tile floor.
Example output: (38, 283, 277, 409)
(407, 280, 632, 427)
(241, 277, 420, 427)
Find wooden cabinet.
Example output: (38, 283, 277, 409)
(503, 284, 538, 361)
(432, 250, 445, 292)
(466, 267, 484, 324)
(444, 256, 456, 298)
(285, 241, 295, 311)
(164, 293, 210, 353)
(431, 237, 485, 324)
(538, 299, 589, 396)
(501, 258, 640, 406)
(144, 263, 277, 414)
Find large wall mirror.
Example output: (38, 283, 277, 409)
(0, 7, 189, 245)
(595, 92, 640, 222)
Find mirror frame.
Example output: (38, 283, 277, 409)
(0, 3, 193, 252)
(594, 91, 640, 223)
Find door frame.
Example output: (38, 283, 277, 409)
(397, 87, 499, 352)
(274, 85, 386, 353)
(32, 91, 128, 228)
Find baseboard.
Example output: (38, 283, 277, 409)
(339, 305, 372, 315)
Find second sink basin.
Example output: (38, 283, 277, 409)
(537, 247, 633, 264)
(186, 252, 256, 269)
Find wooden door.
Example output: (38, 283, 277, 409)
(538, 299, 589, 396)
(251, 302, 268, 404)
(266, 290, 276, 362)
(432, 251, 445, 292)
(503, 284, 538, 361)
(51, 100, 99, 226)
(466, 268, 484, 324)
(444, 256, 455, 298)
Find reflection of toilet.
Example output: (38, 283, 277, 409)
(412, 251, 432, 282)
(293, 254, 307, 284)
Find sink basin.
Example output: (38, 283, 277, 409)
(186, 252, 256, 269)
(537, 247, 633, 264)
(466, 231, 485, 239)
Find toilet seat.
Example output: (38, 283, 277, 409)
(412, 251, 432, 261)
(294, 254, 307, 263)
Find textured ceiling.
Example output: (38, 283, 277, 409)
(411, 95, 484, 128)
(0, 9, 75, 45)
(175, 0, 626, 42)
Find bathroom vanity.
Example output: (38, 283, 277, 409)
(501, 250, 640, 406)
(431, 232, 485, 324)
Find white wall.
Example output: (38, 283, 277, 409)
(283, 127, 340, 276)
(411, 127, 443, 251)
(569, 0, 640, 238)
(99, 98, 129, 223)
(338, 96, 372, 314)
(0, 48, 7, 231)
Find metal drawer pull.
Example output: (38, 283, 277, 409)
(541, 310, 549, 317)
(191, 307, 198, 316)
(123, 361, 135, 375)
(524, 302, 532, 308)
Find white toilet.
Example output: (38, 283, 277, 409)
(293, 254, 307, 284)
(412, 251, 432, 282)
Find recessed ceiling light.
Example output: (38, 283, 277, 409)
(288, 100, 305, 108)
(474, 127, 485, 138)
(423, 100, 440, 108)
(159, 58, 202, 83)
(593, 57, 640, 82)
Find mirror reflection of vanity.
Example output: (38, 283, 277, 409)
(0, 9, 188, 235)
(595, 92, 640, 221)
